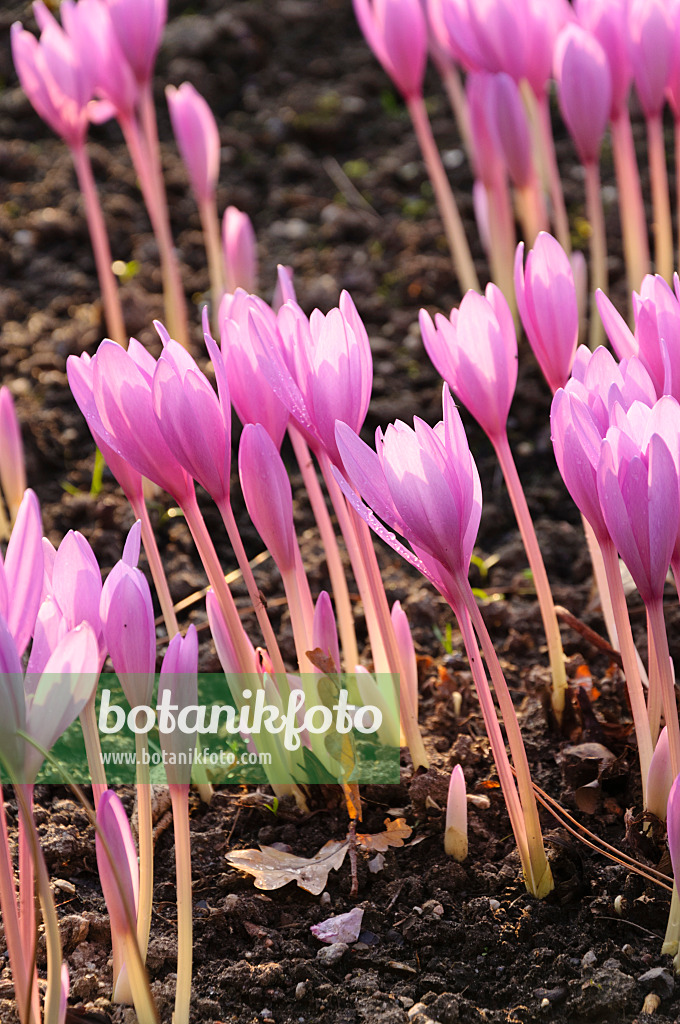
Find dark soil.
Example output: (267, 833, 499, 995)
(1, 1, 680, 1022)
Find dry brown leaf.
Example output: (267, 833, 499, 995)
(306, 647, 338, 675)
(356, 817, 412, 852)
(226, 840, 349, 895)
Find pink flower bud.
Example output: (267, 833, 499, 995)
(167, 83, 220, 205)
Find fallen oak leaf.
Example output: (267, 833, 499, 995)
(356, 817, 412, 852)
(226, 839, 349, 895)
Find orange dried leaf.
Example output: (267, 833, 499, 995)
(356, 817, 412, 852)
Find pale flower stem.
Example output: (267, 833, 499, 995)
(0, 787, 28, 1021)
(71, 142, 126, 346)
(281, 564, 315, 674)
(14, 786, 62, 1024)
(648, 599, 680, 778)
(610, 112, 650, 303)
(407, 94, 480, 293)
(599, 539, 653, 803)
(321, 456, 428, 768)
(79, 691, 108, 806)
(132, 494, 179, 639)
(455, 602, 533, 886)
(16, 783, 40, 1024)
(289, 426, 359, 671)
(663, 884, 680, 957)
(138, 86, 190, 348)
(462, 587, 553, 898)
(584, 160, 607, 351)
(534, 91, 571, 254)
(584, 518, 648, 686)
(198, 196, 225, 332)
(169, 785, 192, 1024)
(487, 174, 517, 314)
(515, 179, 548, 248)
(493, 432, 568, 718)
(217, 498, 287, 677)
(135, 735, 154, 962)
(442, 64, 471, 159)
(676, 120, 680, 280)
(182, 494, 254, 673)
(647, 608, 662, 745)
(647, 113, 674, 282)
(121, 111, 189, 348)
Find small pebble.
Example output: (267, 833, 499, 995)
(320, 892, 331, 907)
(621, 945, 634, 957)
(408, 1004, 428, 1019)
(489, 899, 501, 911)
(638, 967, 674, 999)
(295, 983, 307, 1000)
(581, 950, 597, 969)
(316, 942, 348, 964)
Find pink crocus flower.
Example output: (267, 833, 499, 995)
(60, 0, 139, 122)
(312, 591, 341, 675)
(353, 0, 428, 100)
(0, 388, 26, 523)
(1, 490, 44, 659)
(426, 0, 484, 72)
(99, 524, 156, 707)
(67, 352, 146, 507)
(575, 0, 632, 120)
(420, 284, 517, 442)
(554, 24, 612, 166)
(335, 384, 481, 596)
(598, 420, 679, 607)
(487, 73, 534, 190)
(106, 0, 167, 87)
(598, 276, 680, 400)
(239, 424, 296, 575)
(628, 0, 674, 119)
(223, 208, 258, 295)
(167, 83, 220, 206)
(157, 625, 199, 788)
(10, 10, 93, 148)
(0, 616, 99, 784)
(95, 790, 139, 942)
(515, 233, 579, 393)
(218, 290, 289, 448)
(152, 332, 232, 505)
(667, 772, 680, 895)
(88, 338, 194, 505)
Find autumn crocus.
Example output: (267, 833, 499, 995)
(465, 73, 515, 305)
(157, 626, 198, 1024)
(515, 233, 579, 393)
(11, 9, 125, 345)
(554, 24, 611, 348)
(420, 285, 569, 718)
(82, 336, 251, 673)
(223, 207, 259, 295)
(335, 387, 553, 897)
(576, 0, 649, 294)
(0, 388, 26, 528)
(100, 524, 157, 961)
(258, 294, 427, 766)
(96, 791, 158, 1022)
(239, 423, 314, 672)
(445, 764, 468, 861)
(353, 0, 478, 292)
(67, 349, 179, 639)
(152, 325, 286, 675)
(628, 0, 674, 281)
(168, 83, 224, 320)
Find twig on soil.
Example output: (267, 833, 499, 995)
(322, 156, 381, 219)
(554, 605, 623, 669)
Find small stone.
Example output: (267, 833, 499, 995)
(320, 892, 332, 907)
(638, 967, 674, 999)
(621, 945, 634, 957)
(581, 950, 597, 969)
(260, 1010, 272, 1019)
(488, 899, 501, 911)
(399, 997, 414, 1009)
(408, 1004, 427, 1019)
(295, 983, 307, 1000)
(316, 942, 348, 964)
